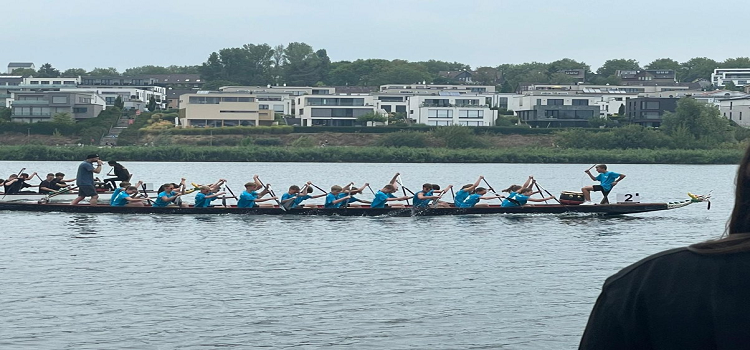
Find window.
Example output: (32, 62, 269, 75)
(73, 107, 87, 113)
(382, 105, 392, 113)
(307, 98, 364, 106)
(547, 99, 564, 106)
(428, 120, 453, 126)
(41, 81, 50, 85)
(222, 97, 239, 102)
(395, 106, 406, 113)
(572, 99, 589, 106)
(378, 97, 403, 102)
(189, 96, 221, 104)
(641, 101, 660, 109)
(219, 110, 256, 113)
(237, 97, 254, 102)
(53, 81, 61, 85)
(259, 104, 269, 110)
(427, 109, 453, 118)
(458, 110, 484, 118)
(458, 121, 484, 126)
(30, 81, 39, 85)
(105, 97, 116, 105)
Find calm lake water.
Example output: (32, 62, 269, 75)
(0, 161, 736, 349)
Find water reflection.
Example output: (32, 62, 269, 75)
(68, 214, 99, 236)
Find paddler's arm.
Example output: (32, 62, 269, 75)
(389, 173, 400, 186)
(612, 174, 626, 187)
(584, 169, 597, 181)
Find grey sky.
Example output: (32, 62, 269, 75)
(2, 0, 748, 72)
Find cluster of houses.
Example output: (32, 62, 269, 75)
(4, 62, 750, 129)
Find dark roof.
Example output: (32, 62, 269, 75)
(0, 76, 23, 85)
(167, 89, 195, 98)
(7, 62, 34, 67)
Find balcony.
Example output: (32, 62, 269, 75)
(11, 100, 48, 105)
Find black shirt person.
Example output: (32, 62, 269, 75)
(38, 173, 57, 194)
(4, 172, 36, 194)
(104, 160, 130, 190)
(580, 144, 750, 349)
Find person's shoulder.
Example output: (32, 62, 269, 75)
(603, 247, 692, 286)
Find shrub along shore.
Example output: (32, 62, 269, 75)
(0, 145, 742, 164)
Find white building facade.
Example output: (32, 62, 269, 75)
(407, 95, 495, 126)
(296, 95, 381, 126)
(711, 68, 750, 88)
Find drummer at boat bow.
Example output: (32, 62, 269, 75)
(582, 164, 625, 205)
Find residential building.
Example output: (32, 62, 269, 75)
(380, 84, 495, 94)
(80, 74, 203, 89)
(18, 76, 79, 90)
(719, 96, 750, 127)
(407, 95, 496, 126)
(522, 83, 690, 94)
(625, 97, 679, 127)
(10, 91, 106, 123)
(7, 62, 34, 74)
(515, 95, 601, 127)
(559, 69, 586, 83)
(374, 94, 409, 116)
(0, 76, 23, 87)
(616, 69, 678, 85)
(296, 95, 381, 126)
(178, 92, 273, 127)
(711, 68, 750, 87)
(60, 87, 165, 111)
(643, 90, 747, 108)
(166, 89, 194, 109)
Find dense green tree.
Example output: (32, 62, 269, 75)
(595, 59, 640, 78)
(618, 104, 625, 116)
(11, 68, 37, 77)
(88, 67, 119, 76)
(52, 112, 75, 125)
(679, 57, 719, 82)
(645, 58, 681, 72)
(0, 107, 11, 122)
(416, 60, 470, 75)
(114, 96, 124, 109)
(473, 67, 501, 85)
(123, 65, 200, 76)
(499, 80, 514, 93)
(270, 44, 286, 84)
(661, 98, 732, 147)
(199, 44, 274, 85)
(61, 68, 87, 77)
(147, 96, 157, 112)
(721, 57, 750, 69)
(36, 63, 60, 78)
(282, 42, 330, 86)
(369, 61, 431, 86)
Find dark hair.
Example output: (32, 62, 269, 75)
(422, 183, 432, 190)
(597, 164, 608, 170)
(383, 184, 395, 191)
(432, 184, 441, 190)
(46, 173, 54, 177)
(289, 185, 300, 191)
(690, 144, 750, 254)
(475, 187, 487, 193)
(503, 184, 522, 193)
(55, 172, 64, 177)
(108, 160, 118, 166)
(306, 187, 314, 193)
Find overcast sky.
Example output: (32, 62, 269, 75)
(2, 0, 748, 72)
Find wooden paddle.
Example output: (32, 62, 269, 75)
(586, 164, 597, 172)
(481, 178, 504, 202)
(256, 177, 285, 211)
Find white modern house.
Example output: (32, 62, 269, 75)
(60, 87, 166, 111)
(719, 96, 750, 127)
(7, 62, 35, 74)
(407, 95, 495, 126)
(711, 68, 750, 88)
(296, 95, 382, 126)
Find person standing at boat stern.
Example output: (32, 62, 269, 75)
(579, 145, 750, 349)
(71, 154, 103, 205)
(581, 164, 625, 205)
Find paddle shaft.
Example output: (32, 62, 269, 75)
(535, 182, 560, 204)
(533, 181, 548, 204)
(396, 175, 411, 205)
(481, 178, 503, 201)
(256, 177, 285, 210)
(586, 164, 597, 171)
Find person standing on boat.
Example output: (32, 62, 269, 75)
(454, 176, 484, 207)
(103, 161, 130, 191)
(71, 154, 103, 206)
(581, 164, 625, 205)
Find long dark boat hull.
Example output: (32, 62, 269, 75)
(0, 200, 695, 216)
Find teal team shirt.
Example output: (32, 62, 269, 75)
(412, 190, 434, 208)
(282, 193, 312, 208)
(153, 191, 172, 207)
(458, 193, 482, 208)
(595, 171, 621, 191)
(111, 191, 130, 206)
(194, 192, 218, 207)
(237, 190, 259, 208)
(110, 187, 124, 206)
(454, 189, 470, 205)
(371, 191, 395, 208)
(324, 193, 347, 208)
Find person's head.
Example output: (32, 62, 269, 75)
(199, 185, 211, 194)
(125, 186, 138, 194)
(108, 160, 118, 166)
(382, 184, 396, 193)
(306, 186, 314, 194)
(19, 173, 29, 179)
(596, 164, 607, 173)
(503, 185, 522, 193)
(330, 185, 343, 195)
(432, 184, 441, 190)
(55, 172, 65, 178)
(288, 185, 300, 194)
(475, 187, 487, 195)
(245, 182, 260, 191)
(161, 183, 174, 192)
(461, 183, 473, 190)
(46, 173, 54, 181)
(422, 183, 433, 192)
(86, 154, 100, 163)
(119, 182, 131, 188)
(8, 174, 18, 180)
(519, 187, 534, 195)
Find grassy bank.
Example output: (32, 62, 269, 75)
(0, 145, 742, 164)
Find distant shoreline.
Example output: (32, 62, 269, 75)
(0, 145, 741, 164)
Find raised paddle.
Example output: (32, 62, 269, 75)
(586, 164, 597, 172)
(395, 175, 412, 205)
(255, 177, 285, 211)
(481, 178, 504, 202)
(533, 181, 549, 204)
(309, 182, 329, 194)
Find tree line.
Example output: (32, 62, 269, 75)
(3, 43, 749, 91)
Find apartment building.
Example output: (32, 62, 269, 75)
(625, 97, 679, 127)
(61, 87, 166, 111)
(406, 95, 495, 126)
(711, 68, 750, 87)
(514, 94, 601, 127)
(616, 69, 678, 85)
(178, 92, 273, 127)
(18, 76, 79, 90)
(10, 91, 106, 123)
(379, 84, 495, 94)
(296, 95, 381, 126)
(719, 96, 750, 127)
